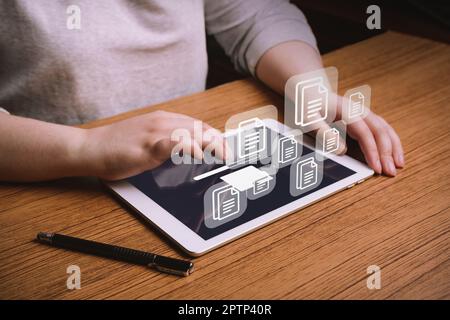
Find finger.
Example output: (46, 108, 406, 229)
(153, 137, 203, 162)
(183, 138, 204, 161)
(387, 126, 404, 168)
(159, 117, 226, 163)
(365, 115, 396, 176)
(176, 119, 225, 160)
(380, 119, 404, 168)
(148, 138, 173, 162)
(201, 127, 226, 161)
(347, 120, 382, 174)
(166, 118, 226, 160)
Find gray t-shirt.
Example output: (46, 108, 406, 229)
(0, 0, 316, 124)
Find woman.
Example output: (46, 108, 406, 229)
(0, 0, 403, 182)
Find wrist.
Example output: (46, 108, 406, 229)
(67, 127, 104, 178)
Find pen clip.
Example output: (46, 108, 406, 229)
(150, 255, 194, 277)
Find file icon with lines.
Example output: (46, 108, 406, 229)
(237, 118, 266, 159)
(295, 77, 328, 126)
(296, 157, 318, 190)
(348, 92, 365, 118)
(323, 128, 340, 154)
(278, 136, 298, 164)
(253, 175, 272, 195)
(212, 184, 240, 221)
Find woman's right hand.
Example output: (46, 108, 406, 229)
(81, 110, 225, 180)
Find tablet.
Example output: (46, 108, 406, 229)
(106, 119, 373, 256)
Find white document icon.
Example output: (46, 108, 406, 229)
(323, 128, 340, 154)
(348, 92, 365, 118)
(212, 185, 240, 221)
(295, 77, 328, 126)
(296, 157, 318, 190)
(253, 175, 271, 195)
(278, 136, 298, 164)
(238, 118, 266, 159)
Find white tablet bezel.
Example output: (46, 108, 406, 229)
(106, 119, 374, 256)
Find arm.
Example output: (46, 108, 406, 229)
(0, 111, 223, 182)
(205, 0, 403, 176)
(255, 41, 404, 176)
(0, 113, 88, 181)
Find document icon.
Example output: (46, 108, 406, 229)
(278, 136, 298, 164)
(295, 77, 328, 126)
(348, 92, 365, 118)
(323, 128, 340, 154)
(296, 157, 318, 190)
(253, 175, 271, 195)
(238, 118, 266, 159)
(212, 185, 240, 221)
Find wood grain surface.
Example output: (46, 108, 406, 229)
(0, 32, 449, 299)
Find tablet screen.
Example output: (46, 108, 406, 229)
(128, 131, 356, 240)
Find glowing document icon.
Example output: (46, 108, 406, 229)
(348, 92, 365, 118)
(238, 118, 266, 159)
(253, 175, 271, 195)
(323, 128, 340, 154)
(278, 136, 298, 164)
(296, 157, 318, 190)
(295, 77, 328, 126)
(212, 185, 240, 221)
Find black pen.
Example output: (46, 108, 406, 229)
(36, 232, 194, 276)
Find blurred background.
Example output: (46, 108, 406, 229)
(206, 0, 450, 88)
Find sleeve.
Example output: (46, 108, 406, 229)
(0, 107, 10, 114)
(204, 0, 318, 76)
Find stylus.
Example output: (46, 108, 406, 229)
(192, 154, 260, 181)
(36, 232, 194, 276)
(193, 165, 229, 180)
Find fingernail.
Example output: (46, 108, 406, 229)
(398, 154, 405, 167)
(388, 159, 397, 176)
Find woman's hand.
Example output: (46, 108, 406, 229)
(343, 104, 404, 176)
(321, 95, 404, 176)
(81, 110, 224, 180)
(255, 41, 405, 176)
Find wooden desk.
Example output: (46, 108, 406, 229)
(0, 32, 449, 299)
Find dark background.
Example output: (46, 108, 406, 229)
(206, 0, 450, 89)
